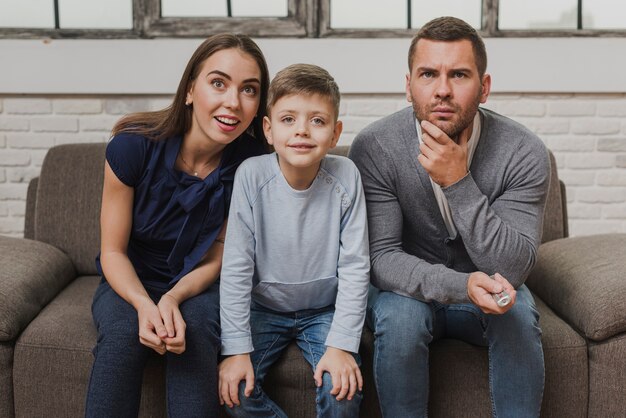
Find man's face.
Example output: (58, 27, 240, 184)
(406, 39, 491, 142)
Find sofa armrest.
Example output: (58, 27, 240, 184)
(0, 236, 76, 341)
(526, 234, 626, 342)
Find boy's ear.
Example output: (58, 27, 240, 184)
(262, 116, 273, 145)
(330, 120, 343, 149)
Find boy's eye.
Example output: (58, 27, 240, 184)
(311, 117, 325, 125)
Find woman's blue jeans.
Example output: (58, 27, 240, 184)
(367, 285, 544, 418)
(223, 304, 362, 418)
(85, 280, 221, 418)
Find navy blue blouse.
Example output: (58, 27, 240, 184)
(96, 132, 264, 290)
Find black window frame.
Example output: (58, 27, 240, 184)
(1, 0, 625, 39)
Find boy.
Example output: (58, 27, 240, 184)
(219, 63, 370, 418)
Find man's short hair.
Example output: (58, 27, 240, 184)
(267, 63, 340, 119)
(408, 16, 487, 78)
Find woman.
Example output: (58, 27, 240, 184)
(85, 34, 269, 417)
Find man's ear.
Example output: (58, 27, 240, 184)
(405, 73, 412, 103)
(480, 73, 492, 104)
(263, 116, 274, 145)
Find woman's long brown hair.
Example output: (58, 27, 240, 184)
(111, 33, 269, 148)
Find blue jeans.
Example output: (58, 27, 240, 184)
(224, 304, 362, 418)
(85, 280, 221, 418)
(368, 285, 544, 418)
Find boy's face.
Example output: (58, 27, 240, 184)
(263, 93, 342, 176)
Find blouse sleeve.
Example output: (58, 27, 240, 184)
(105, 133, 149, 187)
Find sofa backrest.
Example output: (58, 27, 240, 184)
(32, 143, 106, 276)
(25, 143, 566, 275)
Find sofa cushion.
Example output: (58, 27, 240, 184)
(34, 143, 106, 276)
(0, 343, 15, 418)
(13, 274, 587, 418)
(12, 276, 171, 418)
(527, 233, 626, 341)
(0, 236, 75, 341)
(588, 335, 626, 418)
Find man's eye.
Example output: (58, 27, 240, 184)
(453, 72, 466, 78)
(421, 72, 434, 79)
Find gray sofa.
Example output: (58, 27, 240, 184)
(1, 142, 625, 418)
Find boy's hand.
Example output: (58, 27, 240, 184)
(157, 293, 186, 354)
(219, 354, 255, 408)
(314, 347, 363, 401)
(467, 272, 517, 315)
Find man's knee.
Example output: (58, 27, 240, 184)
(489, 287, 541, 341)
(369, 291, 434, 347)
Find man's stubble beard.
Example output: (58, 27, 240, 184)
(412, 88, 482, 144)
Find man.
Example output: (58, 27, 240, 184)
(349, 16, 549, 418)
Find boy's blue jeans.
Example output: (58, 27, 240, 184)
(85, 280, 221, 418)
(367, 285, 544, 418)
(224, 304, 362, 418)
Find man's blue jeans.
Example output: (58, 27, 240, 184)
(367, 285, 544, 418)
(85, 280, 221, 418)
(224, 304, 362, 418)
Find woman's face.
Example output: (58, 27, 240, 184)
(186, 48, 262, 146)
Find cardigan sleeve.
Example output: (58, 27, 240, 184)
(350, 129, 471, 304)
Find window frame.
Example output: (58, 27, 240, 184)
(1, 0, 625, 38)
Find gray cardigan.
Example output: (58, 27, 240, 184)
(349, 107, 550, 304)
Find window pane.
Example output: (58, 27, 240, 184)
(0, 0, 54, 28)
(583, 0, 626, 29)
(331, 0, 407, 29)
(59, 0, 132, 29)
(499, 0, 577, 29)
(161, 0, 227, 17)
(232, 0, 287, 17)
(411, 0, 481, 29)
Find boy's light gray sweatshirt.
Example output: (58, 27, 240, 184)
(220, 153, 370, 355)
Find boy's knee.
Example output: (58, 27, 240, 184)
(317, 373, 362, 417)
(222, 382, 261, 418)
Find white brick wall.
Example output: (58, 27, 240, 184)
(1, 93, 626, 238)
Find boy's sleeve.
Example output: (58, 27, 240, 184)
(219, 163, 256, 355)
(325, 165, 370, 353)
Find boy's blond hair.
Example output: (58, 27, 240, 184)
(267, 63, 340, 119)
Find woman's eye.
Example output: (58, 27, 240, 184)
(211, 79, 225, 88)
(243, 86, 257, 95)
